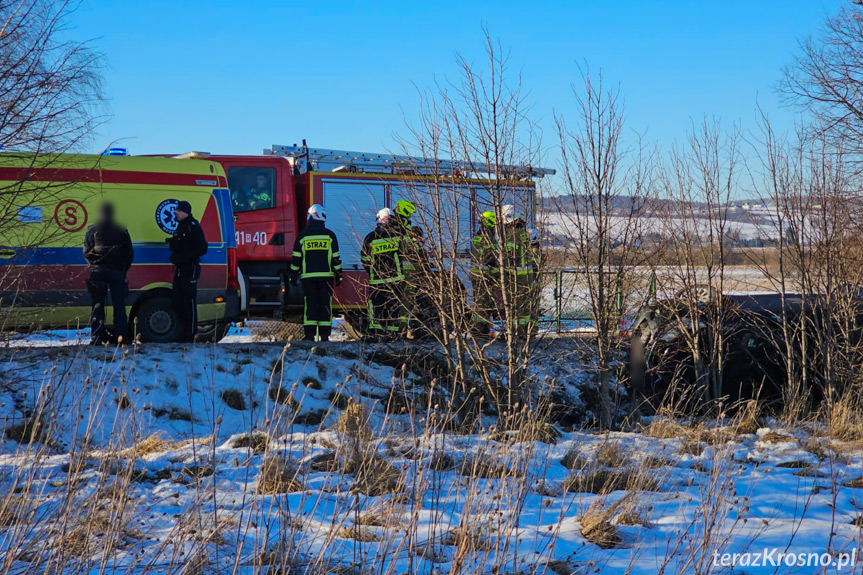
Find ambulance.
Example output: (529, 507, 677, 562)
(0, 151, 240, 342)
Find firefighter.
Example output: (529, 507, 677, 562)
(167, 200, 207, 342)
(470, 210, 499, 336)
(289, 204, 343, 342)
(393, 199, 427, 332)
(361, 207, 407, 339)
(248, 172, 273, 209)
(501, 205, 534, 337)
(83, 203, 134, 345)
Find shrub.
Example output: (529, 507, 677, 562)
(221, 389, 246, 411)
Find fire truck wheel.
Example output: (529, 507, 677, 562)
(135, 297, 181, 343)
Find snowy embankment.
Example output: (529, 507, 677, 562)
(0, 340, 861, 574)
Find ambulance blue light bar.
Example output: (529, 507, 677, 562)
(102, 147, 128, 156)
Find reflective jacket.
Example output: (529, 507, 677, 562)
(362, 223, 403, 284)
(502, 221, 533, 276)
(394, 216, 428, 273)
(470, 227, 499, 275)
(290, 220, 342, 280)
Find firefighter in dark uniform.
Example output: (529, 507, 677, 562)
(362, 207, 406, 338)
(470, 210, 499, 336)
(167, 200, 207, 342)
(289, 204, 343, 342)
(393, 199, 427, 332)
(501, 205, 534, 337)
(83, 203, 134, 345)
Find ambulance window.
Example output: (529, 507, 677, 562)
(227, 167, 277, 213)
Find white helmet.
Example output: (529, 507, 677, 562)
(307, 204, 327, 221)
(376, 207, 394, 224)
(528, 227, 540, 246)
(502, 204, 522, 224)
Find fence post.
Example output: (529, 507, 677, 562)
(556, 271, 562, 334)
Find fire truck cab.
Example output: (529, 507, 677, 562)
(207, 144, 554, 332)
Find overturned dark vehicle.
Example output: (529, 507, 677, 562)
(627, 291, 862, 412)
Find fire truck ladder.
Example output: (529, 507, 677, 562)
(265, 144, 556, 179)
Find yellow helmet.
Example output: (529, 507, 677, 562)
(481, 211, 496, 228)
(395, 199, 417, 218)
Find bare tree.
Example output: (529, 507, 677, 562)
(0, 0, 104, 325)
(394, 31, 552, 432)
(780, 3, 863, 154)
(552, 70, 653, 428)
(1, 0, 103, 152)
(650, 119, 741, 409)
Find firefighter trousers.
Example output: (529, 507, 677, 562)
(87, 268, 129, 344)
(302, 278, 334, 341)
(172, 264, 199, 343)
(502, 272, 533, 338)
(369, 282, 407, 337)
(470, 272, 498, 335)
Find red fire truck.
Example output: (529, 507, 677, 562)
(202, 143, 554, 334)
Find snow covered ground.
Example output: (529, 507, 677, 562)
(0, 340, 862, 574)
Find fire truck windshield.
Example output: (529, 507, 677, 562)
(228, 166, 277, 212)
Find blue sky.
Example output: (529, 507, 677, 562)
(74, 0, 845, 162)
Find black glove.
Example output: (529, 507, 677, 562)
(335, 272, 343, 287)
(287, 271, 299, 286)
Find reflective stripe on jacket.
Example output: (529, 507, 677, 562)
(289, 220, 342, 279)
(362, 223, 404, 284)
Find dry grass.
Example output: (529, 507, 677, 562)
(759, 432, 795, 444)
(257, 454, 304, 494)
(731, 400, 763, 435)
(4, 416, 50, 445)
(596, 441, 627, 468)
(427, 452, 456, 471)
(579, 500, 622, 549)
(640, 416, 691, 439)
(118, 434, 213, 459)
(822, 397, 863, 442)
(640, 455, 674, 469)
(561, 447, 589, 470)
(564, 467, 659, 495)
(232, 432, 269, 453)
(337, 401, 372, 443)
(337, 526, 380, 542)
(120, 434, 171, 458)
(0, 494, 31, 527)
(458, 457, 516, 479)
(355, 501, 405, 528)
(679, 440, 704, 456)
(349, 452, 404, 496)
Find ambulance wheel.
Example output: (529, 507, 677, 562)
(135, 297, 180, 343)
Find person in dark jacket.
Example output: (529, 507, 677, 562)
(83, 203, 134, 344)
(361, 207, 406, 338)
(289, 204, 343, 342)
(166, 200, 207, 342)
